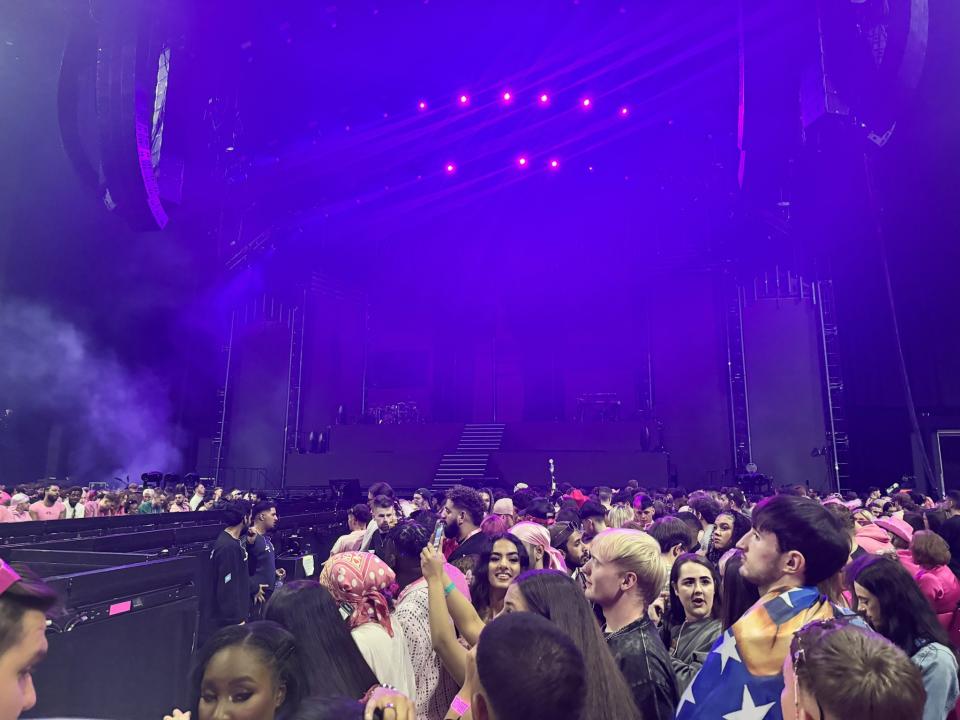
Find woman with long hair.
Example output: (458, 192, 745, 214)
(719, 550, 760, 631)
(661, 554, 723, 691)
(186, 622, 305, 720)
(847, 554, 960, 720)
(419, 534, 529, 686)
(503, 569, 641, 720)
(706, 511, 751, 567)
(469, 533, 530, 623)
(264, 580, 378, 700)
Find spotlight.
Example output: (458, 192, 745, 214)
(581, 98, 592, 108)
(502, 90, 513, 102)
(517, 156, 528, 168)
(619, 106, 629, 116)
(548, 159, 559, 170)
(459, 94, 469, 105)
(418, 100, 428, 111)
(445, 163, 457, 174)
(539, 93, 550, 105)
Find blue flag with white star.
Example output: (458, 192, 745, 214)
(676, 586, 857, 720)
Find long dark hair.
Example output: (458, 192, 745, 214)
(846, 554, 953, 656)
(707, 511, 752, 565)
(720, 550, 760, 631)
(264, 580, 378, 699)
(666, 553, 723, 628)
(473, 533, 529, 620)
(189, 622, 304, 720)
(514, 570, 641, 720)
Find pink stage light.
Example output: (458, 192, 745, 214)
(445, 163, 456, 174)
(517, 156, 528, 167)
(581, 98, 592, 108)
(459, 94, 469, 105)
(502, 90, 513, 102)
(539, 93, 550, 105)
(620, 106, 629, 116)
(549, 158, 560, 170)
(418, 100, 427, 111)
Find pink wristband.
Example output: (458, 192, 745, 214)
(451, 696, 470, 714)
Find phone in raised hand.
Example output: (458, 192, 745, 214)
(431, 520, 445, 552)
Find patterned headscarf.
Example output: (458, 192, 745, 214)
(319, 551, 396, 637)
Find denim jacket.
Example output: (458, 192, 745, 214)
(912, 641, 959, 720)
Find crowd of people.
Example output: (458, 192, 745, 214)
(4, 478, 960, 720)
(0, 478, 260, 521)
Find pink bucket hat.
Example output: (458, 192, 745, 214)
(875, 516, 914, 544)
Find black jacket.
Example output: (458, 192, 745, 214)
(663, 618, 722, 692)
(447, 531, 487, 564)
(605, 617, 679, 720)
(206, 530, 250, 631)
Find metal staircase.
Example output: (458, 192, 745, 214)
(433, 424, 505, 489)
(816, 280, 850, 490)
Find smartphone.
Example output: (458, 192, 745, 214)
(431, 520, 445, 552)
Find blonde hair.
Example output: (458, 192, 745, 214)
(606, 505, 634, 529)
(589, 529, 666, 605)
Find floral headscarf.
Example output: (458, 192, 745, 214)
(319, 551, 396, 637)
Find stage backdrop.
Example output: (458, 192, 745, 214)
(742, 297, 829, 490)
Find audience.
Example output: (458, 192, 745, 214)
(503, 570, 641, 720)
(705, 510, 750, 566)
(847, 554, 960, 720)
(442, 486, 487, 564)
(7, 473, 960, 720)
(468, 612, 587, 720)
(264, 580, 378, 699)
(0, 560, 58, 720)
(318, 551, 417, 701)
(331, 504, 373, 554)
(781, 620, 926, 720)
(584, 528, 678, 719)
(676, 494, 853, 719)
(662, 554, 723, 692)
(508, 521, 567, 572)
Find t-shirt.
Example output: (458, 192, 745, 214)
(30, 500, 64, 521)
(248, 533, 277, 593)
(63, 500, 85, 519)
(351, 620, 418, 705)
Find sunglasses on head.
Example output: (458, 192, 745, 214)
(789, 616, 860, 720)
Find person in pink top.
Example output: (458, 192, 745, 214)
(29, 484, 64, 521)
(4, 494, 33, 522)
(875, 516, 920, 575)
(911, 530, 960, 646)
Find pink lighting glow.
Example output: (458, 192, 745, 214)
(620, 106, 629, 116)
(582, 98, 592, 108)
(502, 91, 513, 102)
(539, 93, 549, 104)
(445, 163, 456, 174)
(517, 156, 528, 167)
(549, 159, 559, 169)
(459, 94, 469, 105)
(418, 100, 427, 110)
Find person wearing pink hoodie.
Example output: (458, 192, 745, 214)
(910, 530, 960, 646)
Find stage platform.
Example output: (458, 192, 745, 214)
(284, 422, 670, 491)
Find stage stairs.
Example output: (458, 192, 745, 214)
(432, 424, 505, 489)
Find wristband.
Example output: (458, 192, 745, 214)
(451, 696, 470, 714)
(443, 581, 456, 596)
